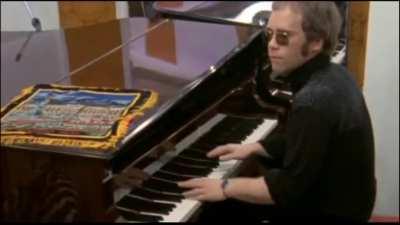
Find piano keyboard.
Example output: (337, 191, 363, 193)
(115, 114, 277, 222)
(331, 40, 346, 64)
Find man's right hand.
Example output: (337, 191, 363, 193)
(207, 143, 263, 160)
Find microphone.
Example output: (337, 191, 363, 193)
(15, 1, 42, 62)
(23, 1, 42, 32)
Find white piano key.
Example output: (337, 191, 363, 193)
(142, 114, 226, 176)
(160, 117, 277, 222)
(331, 45, 346, 64)
(160, 199, 200, 222)
(115, 114, 277, 222)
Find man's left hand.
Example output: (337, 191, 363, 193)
(178, 178, 226, 202)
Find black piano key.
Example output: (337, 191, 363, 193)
(210, 122, 242, 133)
(142, 177, 186, 194)
(177, 154, 219, 165)
(179, 149, 218, 161)
(190, 140, 238, 151)
(196, 130, 253, 145)
(130, 186, 183, 203)
(193, 123, 261, 149)
(197, 135, 243, 144)
(210, 121, 245, 132)
(162, 162, 212, 177)
(236, 126, 258, 134)
(189, 140, 220, 150)
(116, 195, 174, 215)
(172, 155, 218, 168)
(117, 208, 162, 222)
(186, 143, 214, 152)
(181, 117, 265, 155)
(176, 154, 218, 165)
(214, 117, 262, 132)
(220, 124, 256, 136)
(153, 170, 195, 182)
(215, 124, 254, 134)
(159, 169, 201, 182)
(169, 160, 212, 169)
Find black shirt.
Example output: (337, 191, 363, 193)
(259, 53, 376, 222)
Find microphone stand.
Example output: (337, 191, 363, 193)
(15, 1, 42, 62)
(23, 1, 42, 32)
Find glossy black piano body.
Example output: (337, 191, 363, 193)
(153, 1, 272, 27)
(1, 16, 277, 222)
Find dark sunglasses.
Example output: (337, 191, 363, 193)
(265, 29, 290, 46)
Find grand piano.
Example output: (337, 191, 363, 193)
(1, 3, 283, 222)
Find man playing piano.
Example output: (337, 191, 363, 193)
(178, 2, 376, 222)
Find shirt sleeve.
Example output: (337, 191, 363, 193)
(262, 104, 332, 207)
(259, 126, 286, 161)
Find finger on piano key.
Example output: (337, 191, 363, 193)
(142, 177, 186, 194)
(179, 148, 218, 161)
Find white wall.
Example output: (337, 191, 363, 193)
(364, 2, 399, 217)
(115, 1, 129, 19)
(1, 1, 60, 31)
(1, 1, 129, 31)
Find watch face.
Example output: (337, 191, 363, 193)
(221, 179, 229, 188)
(221, 179, 229, 198)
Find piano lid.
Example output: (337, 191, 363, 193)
(1, 18, 164, 107)
(1, 16, 262, 159)
(154, 1, 272, 27)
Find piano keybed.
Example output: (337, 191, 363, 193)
(115, 114, 277, 222)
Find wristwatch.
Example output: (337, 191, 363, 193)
(221, 179, 230, 199)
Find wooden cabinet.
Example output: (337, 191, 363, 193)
(347, 1, 370, 89)
(58, 1, 117, 28)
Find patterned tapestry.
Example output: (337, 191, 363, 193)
(1, 84, 158, 151)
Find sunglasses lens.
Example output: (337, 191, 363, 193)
(265, 30, 289, 46)
(276, 32, 289, 46)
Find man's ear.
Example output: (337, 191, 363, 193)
(309, 39, 324, 55)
